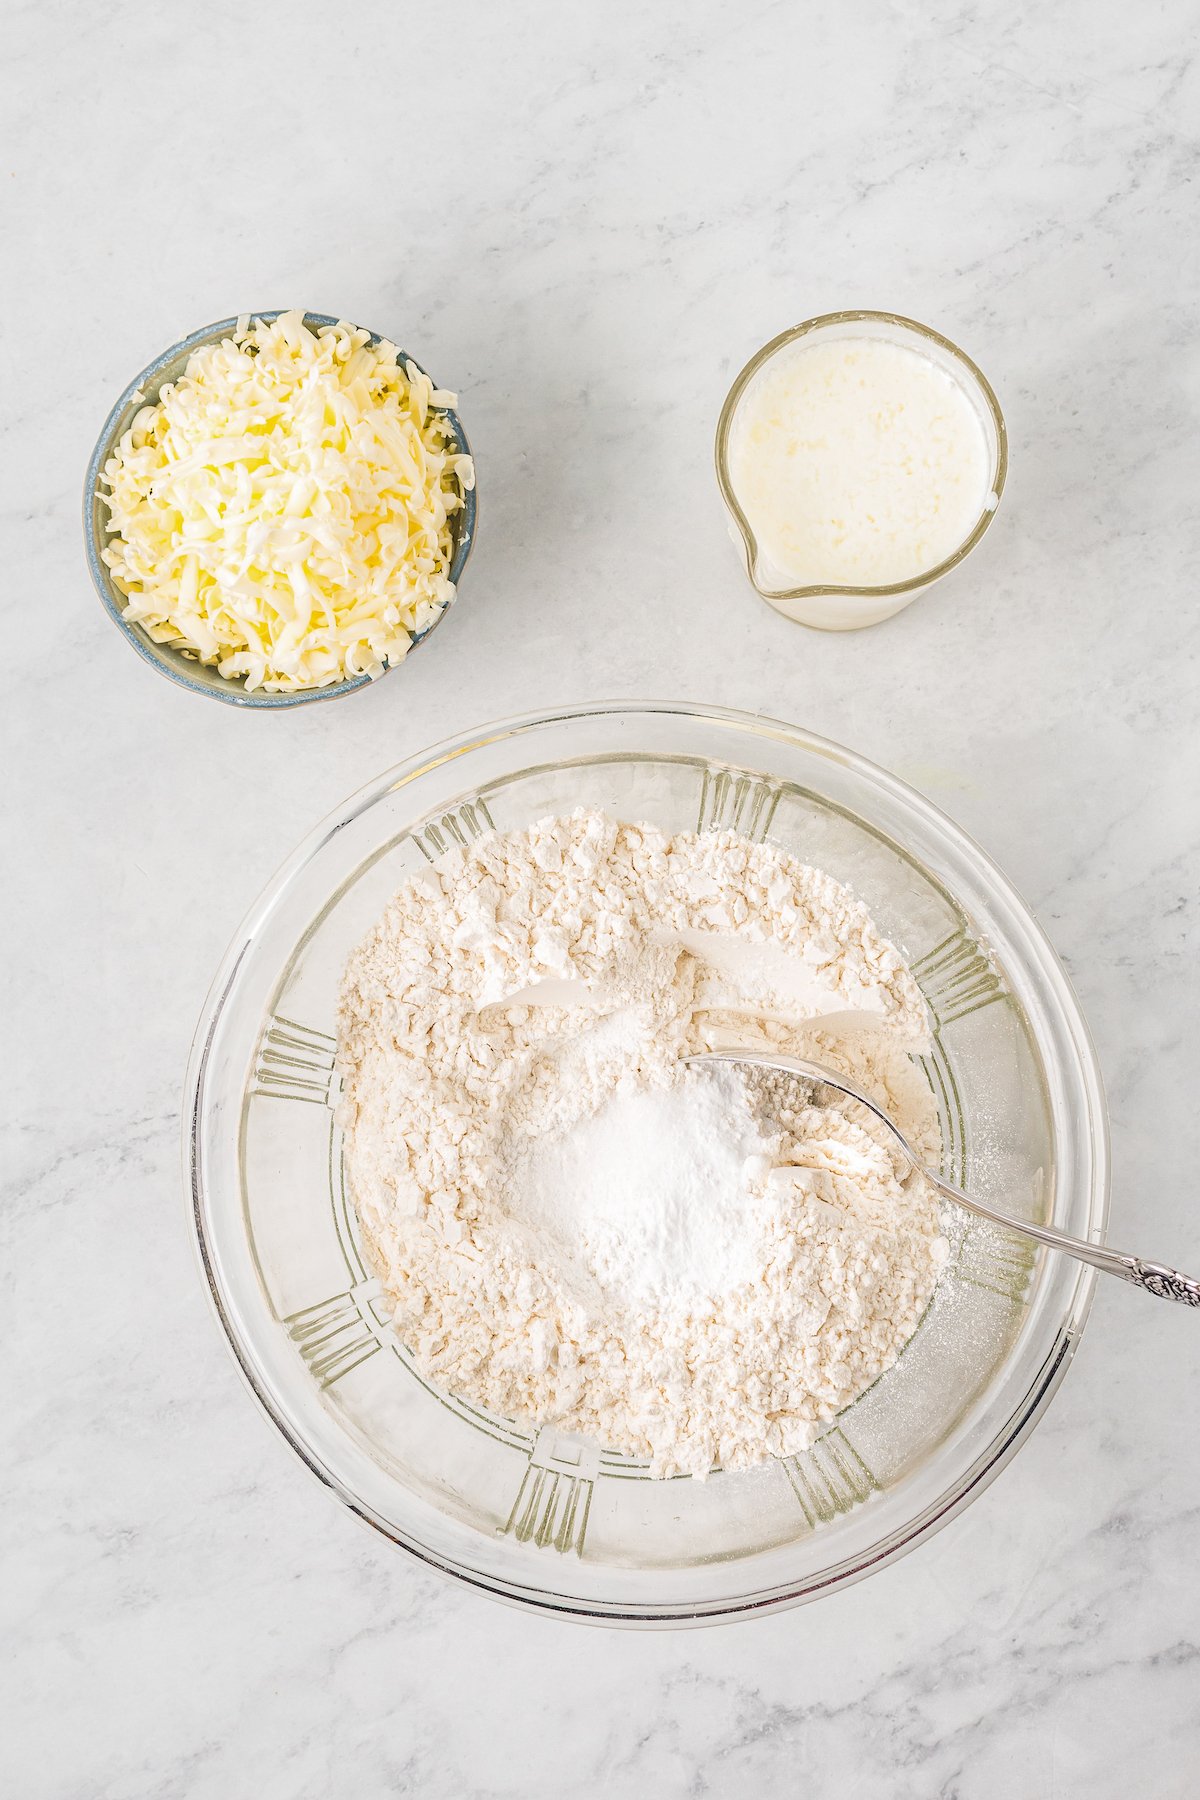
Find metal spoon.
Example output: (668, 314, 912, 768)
(688, 1048, 1200, 1306)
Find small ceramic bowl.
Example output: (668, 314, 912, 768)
(84, 311, 477, 708)
(715, 311, 1007, 631)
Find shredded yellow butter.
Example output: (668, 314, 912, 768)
(98, 311, 475, 693)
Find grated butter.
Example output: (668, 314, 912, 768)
(98, 311, 474, 693)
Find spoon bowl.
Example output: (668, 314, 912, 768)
(689, 1049, 1200, 1306)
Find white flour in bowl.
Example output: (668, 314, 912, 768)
(337, 811, 948, 1478)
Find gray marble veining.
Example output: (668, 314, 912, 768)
(4, 1, 1199, 1793)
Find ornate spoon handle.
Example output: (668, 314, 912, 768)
(923, 1170, 1200, 1306)
(1124, 1261, 1200, 1306)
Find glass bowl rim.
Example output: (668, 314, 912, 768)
(714, 310, 1009, 607)
(83, 309, 477, 709)
(185, 699, 1107, 1625)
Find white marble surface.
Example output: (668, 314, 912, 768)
(6, 2, 1200, 1793)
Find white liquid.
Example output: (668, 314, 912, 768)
(729, 336, 991, 588)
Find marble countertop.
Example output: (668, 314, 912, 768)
(6, 2, 1199, 1793)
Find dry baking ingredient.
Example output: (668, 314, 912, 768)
(337, 812, 948, 1479)
(97, 311, 474, 693)
(500, 1069, 782, 1312)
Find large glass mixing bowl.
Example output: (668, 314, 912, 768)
(187, 703, 1108, 1625)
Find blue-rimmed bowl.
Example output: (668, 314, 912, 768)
(84, 311, 477, 709)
